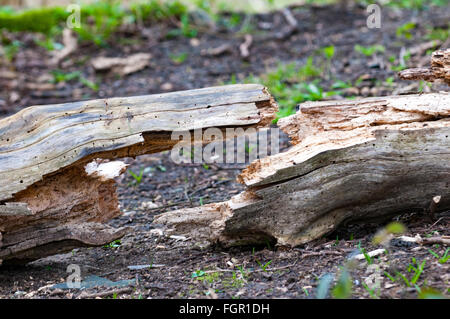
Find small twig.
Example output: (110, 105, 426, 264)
(273, 8, 298, 40)
(239, 34, 253, 60)
(201, 43, 233, 57)
(300, 250, 343, 258)
(419, 236, 450, 246)
(429, 195, 441, 221)
(281, 8, 298, 28)
(427, 216, 446, 230)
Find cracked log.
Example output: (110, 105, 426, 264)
(154, 92, 450, 247)
(0, 84, 277, 264)
(399, 49, 450, 85)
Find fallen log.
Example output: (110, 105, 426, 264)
(398, 49, 449, 85)
(0, 84, 277, 264)
(154, 92, 450, 247)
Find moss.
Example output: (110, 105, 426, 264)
(0, 7, 68, 34)
(0, 0, 188, 40)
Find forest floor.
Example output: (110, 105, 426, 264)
(0, 2, 449, 299)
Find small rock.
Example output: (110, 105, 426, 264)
(343, 87, 359, 96)
(360, 87, 370, 97)
(190, 38, 200, 47)
(160, 82, 173, 91)
(370, 87, 379, 96)
(9, 91, 20, 103)
(140, 201, 159, 210)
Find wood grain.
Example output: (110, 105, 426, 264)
(0, 84, 277, 264)
(155, 92, 450, 247)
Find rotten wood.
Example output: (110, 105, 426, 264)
(0, 84, 277, 264)
(399, 49, 450, 85)
(155, 92, 450, 247)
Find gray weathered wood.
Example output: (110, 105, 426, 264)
(0, 84, 277, 264)
(155, 92, 450, 247)
(0, 84, 275, 202)
(0, 203, 33, 216)
(399, 49, 449, 85)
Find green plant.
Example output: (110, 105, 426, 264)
(396, 22, 416, 40)
(428, 248, 449, 264)
(0, 7, 68, 33)
(425, 26, 450, 42)
(1, 39, 21, 62)
(202, 272, 222, 284)
(75, 0, 128, 46)
(51, 70, 98, 91)
(0, 0, 188, 46)
(35, 36, 63, 51)
(128, 168, 144, 186)
(225, 13, 242, 28)
(331, 80, 351, 90)
(104, 239, 121, 248)
(384, 271, 396, 282)
(302, 287, 309, 296)
(167, 12, 198, 38)
(354, 44, 385, 57)
(396, 258, 426, 287)
(169, 52, 188, 64)
(256, 259, 272, 272)
(298, 56, 322, 80)
(362, 249, 373, 264)
(384, 77, 395, 87)
(321, 45, 335, 60)
(191, 269, 206, 278)
(332, 267, 352, 299)
(223, 270, 246, 289)
(384, 0, 448, 10)
(362, 282, 379, 299)
(156, 164, 166, 172)
(391, 50, 411, 72)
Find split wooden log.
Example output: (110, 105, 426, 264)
(398, 49, 450, 85)
(155, 92, 450, 247)
(0, 84, 277, 264)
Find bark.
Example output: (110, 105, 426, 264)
(398, 49, 450, 85)
(154, 92, 450, 247)
(0, 84, 277, 264)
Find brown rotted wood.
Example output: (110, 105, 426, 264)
(155, 93, 450, 247)
(0, 84, 277, 264)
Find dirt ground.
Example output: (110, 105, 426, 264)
(0, 3, 449, 299)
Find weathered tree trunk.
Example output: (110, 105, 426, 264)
(154, 93, 450, 247)
(0, 84, 277, 264)
(399, 49, 449, 85)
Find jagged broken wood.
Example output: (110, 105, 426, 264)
(398, 49, 450, 85)
(154, 92, 450, 247)
(0, 84, 277, 264)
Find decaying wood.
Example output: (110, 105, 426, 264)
(399, 49, 450, 85)
(155, 92, 450, 247)
(0, 203, 33, 216)
(0, 84, 277, 264)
